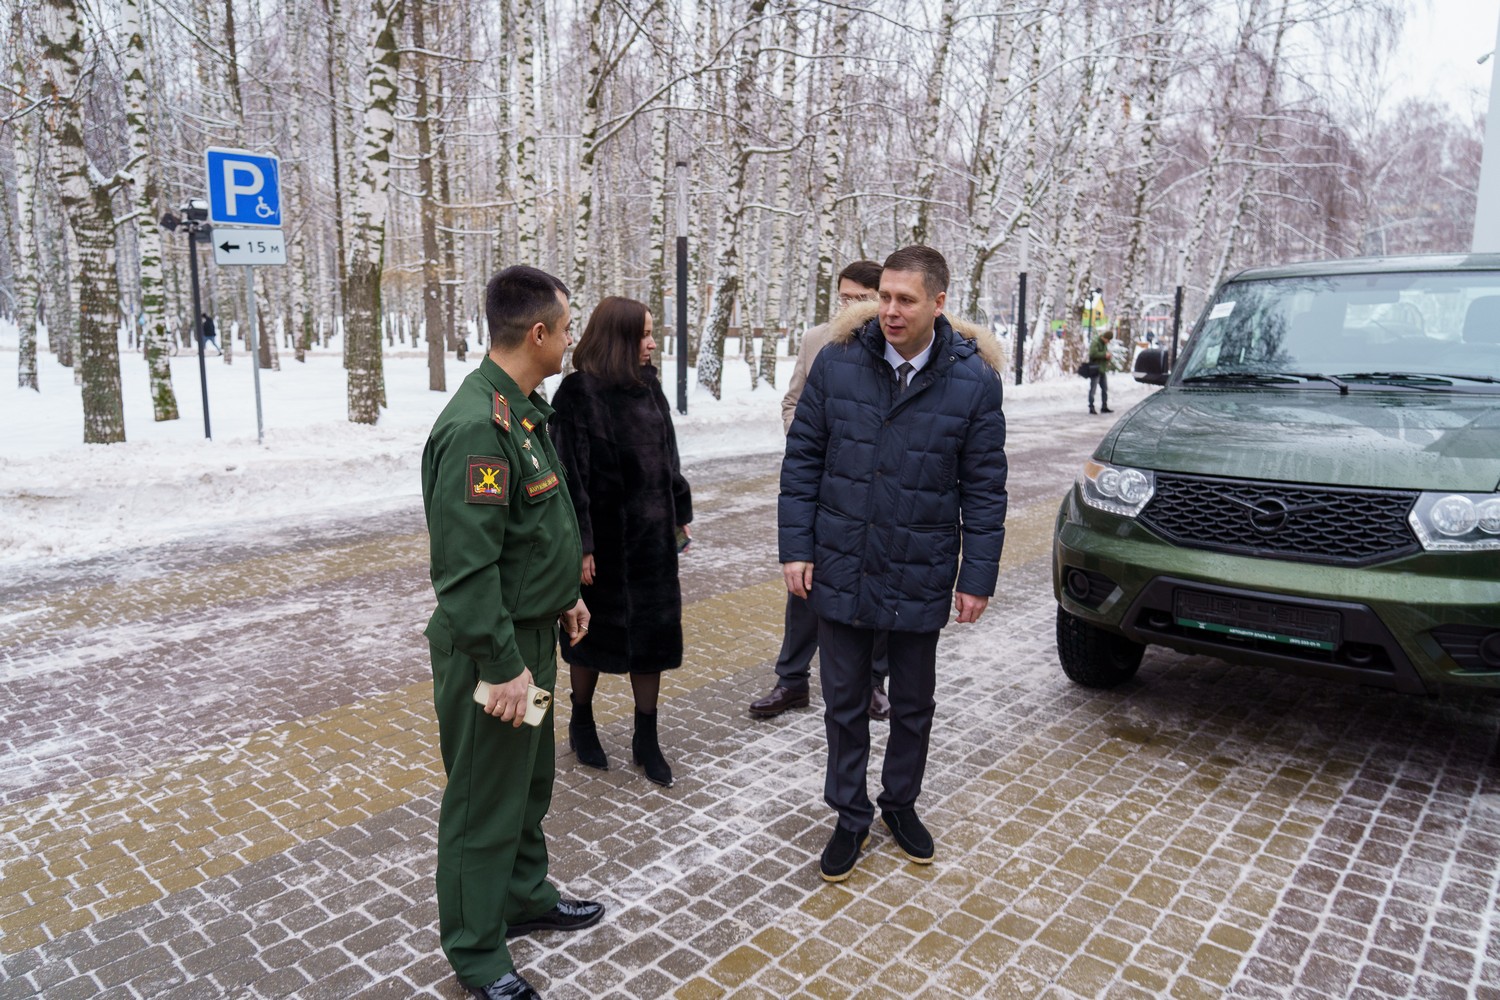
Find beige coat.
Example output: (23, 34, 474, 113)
(781, 321, 835, 433)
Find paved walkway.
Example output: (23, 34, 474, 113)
(3, 409, 1500, 999)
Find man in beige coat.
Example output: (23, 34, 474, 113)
(751, 260, 891, 721)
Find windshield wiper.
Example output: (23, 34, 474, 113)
(1181, 371, 1302, 384)
(1182, 371, 1349, 393)
(1333, 371, 1454, 389)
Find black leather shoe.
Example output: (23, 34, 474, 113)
(868, 682, 890, 722)
(1088, 405, 1097, 414)
(1100, 406, 1113, 414)
(819, 824, 870, 882)
(748, 685, 810, 718)
(505, 898, 605, 938)
(882, 807, 935, 864)
(462, 971, 540, 999)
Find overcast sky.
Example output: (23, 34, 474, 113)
(1388, 0, 1500, 117)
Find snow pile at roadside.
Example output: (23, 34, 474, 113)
(0, 321, 1147, 567)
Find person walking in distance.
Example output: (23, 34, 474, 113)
(1088, 329, 1115, 414)
(422, 265, 603, 1000)
(779, 245, 1008, 883)
(549, 296, 693, 788)
(749, 260, 892, 723)
(199, 313, 222, 355)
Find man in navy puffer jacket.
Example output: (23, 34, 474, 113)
(779, 245, 1008, 883)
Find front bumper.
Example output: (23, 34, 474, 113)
(1052, 487, 1500, 694)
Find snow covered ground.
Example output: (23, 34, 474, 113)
(0, 321, 1151, 567)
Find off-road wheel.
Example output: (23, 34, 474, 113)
(1056, 604, 1145, 688)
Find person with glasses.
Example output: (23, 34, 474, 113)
(750, 260, 892, 723)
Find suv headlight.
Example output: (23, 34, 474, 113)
(1080, 460, 1155, 517)
(1409, 493, 1500, 550)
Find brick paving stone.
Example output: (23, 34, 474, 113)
(5, 418, 1500, 998)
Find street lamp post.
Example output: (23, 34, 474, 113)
(161, 200, 213, 439)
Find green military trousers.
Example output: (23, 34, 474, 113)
(431, 624, 562, 986)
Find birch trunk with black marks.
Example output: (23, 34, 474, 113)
(10, 7, 39, 391)
(41, 0, 126, 442)
(123, 0, 178, 420)
(697, 0, 768, 400)
(345, 0, 403, 424)
(910, 0, 956, 245)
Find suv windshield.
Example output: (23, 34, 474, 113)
(1178, 270, 1500, 385)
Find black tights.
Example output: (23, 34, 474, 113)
(570, 665, 659, 714)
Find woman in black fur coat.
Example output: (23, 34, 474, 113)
(549, 296, 693, 787)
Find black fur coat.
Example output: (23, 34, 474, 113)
(549, 367, 692, 674)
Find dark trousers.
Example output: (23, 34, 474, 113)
(1088, 368, 1108, 409)
(431, 625, 561, 986)
(817, 618, 938, 831)
(774, 592, 887, 690)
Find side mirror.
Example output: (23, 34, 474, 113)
(1134, 348, 1169, 385)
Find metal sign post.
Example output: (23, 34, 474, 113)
(206, 148, 284, 445)
(675, 160, 689, 416)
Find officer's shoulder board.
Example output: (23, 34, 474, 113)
(492, 392, 510, 432)
(466, 455, 510, 505)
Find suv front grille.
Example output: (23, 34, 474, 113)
(1139, 474, 1420, 566)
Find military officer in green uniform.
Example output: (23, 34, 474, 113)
(423, 265, 603, 1000)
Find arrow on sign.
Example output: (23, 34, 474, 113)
(209, 226, 288, 267)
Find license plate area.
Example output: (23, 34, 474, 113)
(1173, 590, 1341, 651)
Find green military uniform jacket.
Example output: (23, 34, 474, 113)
(422, 356, 582, 682)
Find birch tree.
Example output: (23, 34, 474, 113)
(122, 0, 177, 420)
(40, 0, 127, 443)
(697, 0, 768, 399)
(411, 0, 446, 390)
(812, 2, 849, 325)
(345, 0, 403, 424)
(1116, 0, 1176, 348)
(910, 0, 957, 245)
(9, 6, 39, 391)
(960, 0, 1019, 318)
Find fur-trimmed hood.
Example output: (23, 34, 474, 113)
(826, 300, 1006, 373)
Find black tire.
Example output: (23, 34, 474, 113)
(1056, 604, 1145, 688)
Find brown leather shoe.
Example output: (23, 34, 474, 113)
(748, 685, 810, 718)
(868, 681, 891, 722)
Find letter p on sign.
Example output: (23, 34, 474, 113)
(205, 147, 282, 227)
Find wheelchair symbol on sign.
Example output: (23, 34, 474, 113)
(255, 197, 275, 219)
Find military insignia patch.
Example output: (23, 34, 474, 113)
(466, 456, 510, 505)
(521, 416, 535, 433)
(523, 470, 560, 502)
(492, 393, 511, 431)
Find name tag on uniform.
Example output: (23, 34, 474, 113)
(467, 456, 510, 505)
(523, 470, 560, 502)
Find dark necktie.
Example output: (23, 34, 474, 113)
(897, 361, 914, 395)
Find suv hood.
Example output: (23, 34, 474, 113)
(1105, 389, 1500, 491)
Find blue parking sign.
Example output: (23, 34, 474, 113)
(205, 148, 281, 227)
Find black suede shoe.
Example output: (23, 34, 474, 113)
(748, 685, 810, 718)
(505, 898, 605, 938)
(819, 824, 871, 883)
(462, 970, 541, 999)
(632, 710, 673, 787)
(568, 698, 608, 771)
(882, 807, 935, 864)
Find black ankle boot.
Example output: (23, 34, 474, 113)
(632, 710, 673, 787)
(569, 698, 608, 770)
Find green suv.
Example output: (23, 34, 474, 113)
(1053, 254, 1500, 695)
